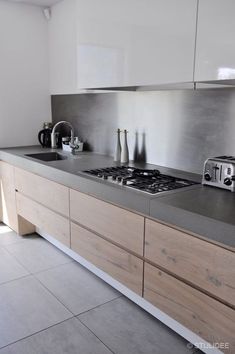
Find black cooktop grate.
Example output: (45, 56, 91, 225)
(83, 166, 199, 195)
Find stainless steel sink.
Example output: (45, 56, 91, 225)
(25, 152, 67, 162)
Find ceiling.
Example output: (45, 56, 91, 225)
(7, 0, 61, 6)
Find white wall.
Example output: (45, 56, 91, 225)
(0, 1, 51, 148)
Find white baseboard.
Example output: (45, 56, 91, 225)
(36, 228, 223, 354)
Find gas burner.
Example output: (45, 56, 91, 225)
(83, 166, 199, 195)
(131, 168, 160, 178)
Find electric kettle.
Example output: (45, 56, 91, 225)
(38, 122, 52, 148)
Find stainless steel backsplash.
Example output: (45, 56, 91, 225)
(52, 88, 235, 174)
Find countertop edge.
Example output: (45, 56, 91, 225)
(0, 148, 234, 251)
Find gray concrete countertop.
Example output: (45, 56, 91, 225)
(150, 188, 235, 249)
(0, 146, 234, 250)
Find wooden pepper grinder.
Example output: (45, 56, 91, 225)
(114, 128, 122, 162)
(121, 129, 129, 164)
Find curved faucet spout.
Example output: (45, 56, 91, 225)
(51, 120, 75, 148)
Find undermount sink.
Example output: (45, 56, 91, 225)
(25, 152, 67, 162)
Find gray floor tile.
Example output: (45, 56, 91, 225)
(35, 262, 120, 315)
(0, 224, 27, 246)
(79, 297, 197, 354)
(0, 248, 29, 285)
(0, 276, 72, 348)
(5, 236, 72, 273)
(0, 318, 112, 354)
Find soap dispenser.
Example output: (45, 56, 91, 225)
(121, 129, 129, 164)
(114, 128, 122, 162)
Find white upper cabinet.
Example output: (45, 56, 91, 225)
(75, 0, 197, 89)
(49, 0, 197, 93)
(195, 0, 235, 82)
(49, 0, 77, 94)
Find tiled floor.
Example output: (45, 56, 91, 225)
(0, 223, 200, 354)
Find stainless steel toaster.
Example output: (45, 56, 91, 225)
(202, 156, 235, 192)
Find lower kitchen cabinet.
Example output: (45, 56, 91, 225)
(144, 263, 235, 353)
(16, 192, 70, 247)
(0, 161, 34, 234)
(0, 161, 18, 231)
(70, 189, 144, 256)
(145, 218, 235, 307)
(71, 222, 143, 295)
(15, 167, 70, 217)
(1, 161, 234, 351)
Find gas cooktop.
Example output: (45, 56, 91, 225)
(82, 166, 199, 195)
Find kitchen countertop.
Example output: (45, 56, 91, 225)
(0, 146, 234, 250)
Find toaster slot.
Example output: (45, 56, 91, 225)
(220, 165, 222, 181)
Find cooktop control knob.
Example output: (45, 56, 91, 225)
(224, 177, 232, 186)
(204, 173, 211, 181)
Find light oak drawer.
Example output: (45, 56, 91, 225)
(70, 189, 144, 255)
(0, 162, 18, 231)
(145, 219, 235, 307)
(71, 222, 143, 295)
(15, 167, 69, 217)
(16, 193, 70, 247)
(144, 263, 235, 353)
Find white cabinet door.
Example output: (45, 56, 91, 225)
(76, 0, 197, 89)
(49, 0, 197, 92)
(195, 0, 235, 82)
(49, 0, 77, 94)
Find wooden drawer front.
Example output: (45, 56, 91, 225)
(16, 193, 70, 247)
(71, 222, 143, 295)
(15, 167, 69, 217)
(144, 263, 235, 353)
(70, 189, 144, 255)
(145, 219, 235, 307)
(0, 162, 18, 232)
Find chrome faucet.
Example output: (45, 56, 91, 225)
(51, 121, 75, 148)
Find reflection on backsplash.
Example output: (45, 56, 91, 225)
(51, 88, 235, 174)
(133, 131, 147, 163)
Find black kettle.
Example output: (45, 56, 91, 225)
(38, 122, 52, 148)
